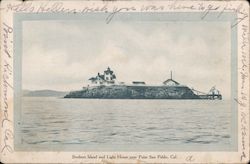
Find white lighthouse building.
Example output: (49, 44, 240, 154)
(88, 67, 117, 86)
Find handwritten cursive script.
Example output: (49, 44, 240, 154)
(2, 61, 13, 127)
(3, 23, 13, 58)
(238, 23, 249, 162)
(1, 22, 14, 154)
(106, 6, 136, 24)
(1, 130, 14, 153)
(1, 1, 248, 26)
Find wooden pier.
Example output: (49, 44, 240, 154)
(191, 87, 222, 100)
(198, 94, 222, 100)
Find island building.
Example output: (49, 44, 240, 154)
(88, 68, 181, 87)
(88, 67, 117, 85)
(132, 81, 146, 85)
(163, 71, 180, 86)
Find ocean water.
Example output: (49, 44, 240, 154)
(19, 97, 231, 150)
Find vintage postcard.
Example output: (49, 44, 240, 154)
(0, 0, 249, 163)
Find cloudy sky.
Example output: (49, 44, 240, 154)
(22, 19, 231, 98)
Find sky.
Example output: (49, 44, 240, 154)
(22, 19, 231, 98)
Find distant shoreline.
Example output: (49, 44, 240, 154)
(22, 89, 68, 97)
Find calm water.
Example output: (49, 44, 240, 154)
(19, 97, 231, 149)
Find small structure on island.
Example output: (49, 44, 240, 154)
(132, 81, 146, 85)
(207, 86, 222, 99)
(88, 67, 116, 85)
(208, 86, 220, 95)
(163, 71, 180, 86)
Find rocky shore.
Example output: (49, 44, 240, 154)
(64, 85, 200, 99)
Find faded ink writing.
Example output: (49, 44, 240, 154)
(3, 23, 13, 58)
(1, 130, 14, 153)
(239, 23, 249, 162)
(1, 22, 14, 154)
(2, 1, 248, 27)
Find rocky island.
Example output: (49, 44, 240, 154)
(64, 67, 222, 100)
